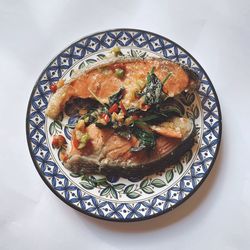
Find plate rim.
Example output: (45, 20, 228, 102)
(26, 28, 222, 222)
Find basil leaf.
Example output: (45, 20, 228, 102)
(158, 105, 184, 118)
(136, 114, 159, 122)
(95, 123, 109, 129)
(126, 107, 142, 116)
(108, 87, 125, 106)
(139, 69, 167, 105)
(130, 126, 156, 152)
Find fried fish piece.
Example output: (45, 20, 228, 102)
(46, 57, 198, 177)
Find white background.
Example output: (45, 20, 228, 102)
(0, 0, 250, 249)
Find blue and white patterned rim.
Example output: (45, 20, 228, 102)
(26, 29, 222, 222)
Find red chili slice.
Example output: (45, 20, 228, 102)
(120, 101, 126, 115)
(108, 103, 119, 113)
(104, 114, 110, 123)
(101, 113, 110, 123)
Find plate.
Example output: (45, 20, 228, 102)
(26, 29, 222, 222)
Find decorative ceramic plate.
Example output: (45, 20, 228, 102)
(26, 29, 222, 222)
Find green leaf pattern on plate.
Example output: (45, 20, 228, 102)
(49, 120, 62, 136)
(165, 169, 174, 183)
(128, 49, 147, 58)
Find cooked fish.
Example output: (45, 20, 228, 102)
(46, 58, 198, 119)
(46, 57, 199, 177)
(66, 118, 195, 178)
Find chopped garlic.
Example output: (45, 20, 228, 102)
(112, 111, 124, 122)
(76, 120, 85, 130)
(124, 117, 134, 126)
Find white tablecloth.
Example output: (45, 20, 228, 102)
(1, 0, 250, 249)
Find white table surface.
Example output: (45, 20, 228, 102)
(1, 0, 250, 249)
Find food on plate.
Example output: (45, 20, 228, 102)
(46, 56, 199, 177)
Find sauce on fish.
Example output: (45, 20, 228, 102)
(46, 57, 198, 177)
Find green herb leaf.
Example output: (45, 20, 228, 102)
(95, 122, 110, 129)
(130, 126, 156, 152)
(158, 106, 183, 118)
(133, 120, 149, 128)
(137, 114, 159, 122)
(108, 87, 125, 106)
(126, 107, 142, 116)
(139, 69, 166, 105)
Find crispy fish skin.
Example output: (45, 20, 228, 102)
(46, 57, 199, 119)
